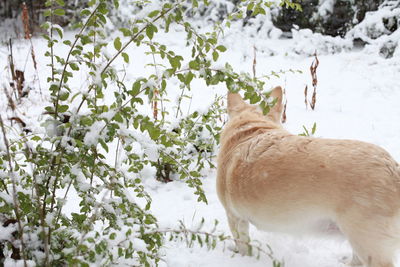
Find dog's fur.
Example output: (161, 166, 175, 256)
(217, 87, 400, 267)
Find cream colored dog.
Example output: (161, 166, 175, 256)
(217, 86, 400, 267)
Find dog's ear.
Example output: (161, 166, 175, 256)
(267, 86, 283, 123)
(227, 92, 246, 117)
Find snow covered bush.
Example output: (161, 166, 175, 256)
(347, 0, 400, 58)
(0, 0, 292, 266)
(272, 0, 385, 37)
(290, 28, 352, 55)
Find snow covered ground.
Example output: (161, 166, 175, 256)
(1, 21, 400, 266)
(149, 27, 400, 266)
(149, 33, 400, 266)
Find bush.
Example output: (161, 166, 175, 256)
(272, 0, 386, 37)
(347, 0, 400, 58)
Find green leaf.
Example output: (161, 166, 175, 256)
(146, 24, 158, 40)
(302, 126, 309, 136)
(216, 45, 227, 52)
(131, 81, 141, 96)
(55, 0, 65, 6)
(189, 60, 199, 70)
(81, 116, 92, 126)
(311, 122, 317, 135)
(168, 56, 183, 70)
(119, 27, 131, 37)
(148, 10, 160, 18)
(81, 9, 91, 16)
(114, 37, 122, 51)
(41, 22, 50, 31)
(71, 213, 86, 224)
(99, 139, 109, 152)
(122, 52, 129, 63)
(59, 92, 70, 101)
(185, 72, 194, 86)
(45, 106, 54, 113)
(98, 3, 109, 14)
(43, 10, 51, 17)
(58, 105, 69, 113)
(147, 126, 160, 140)
(114, 113, 123, 123)
(54, 9, 65, 16)
(109, 233, 116, 240)
(31, 136, 41, 141)
(69, 63, 79, 71)
(80, 35, 91, 45)
(161, 79, 166, 91)
(212, 51, 219, 61)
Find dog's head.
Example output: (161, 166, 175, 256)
(227, 86, 284, 124)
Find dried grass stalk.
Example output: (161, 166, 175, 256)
(15, 70, 25, 98)
(3, 87, 16, 111)
(304, 85, 308, 109)
(152, 90, 159, 120)
(10, 117, 26, 128)
(252, 45, 257, 78)
(309, 52, 319, 110)
(22, 3, 31, 40)
(282, 88, 287, 123)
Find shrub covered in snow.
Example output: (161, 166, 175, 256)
(272, 0, 385, 37)
(347, 0, 400, 58)
(290, 28, 352, 55)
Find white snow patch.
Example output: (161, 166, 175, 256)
(318, 0, 336, 18)
(84, 120, 107, 146)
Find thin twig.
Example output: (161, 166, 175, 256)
(54, 4, 102, 119)
(0, 115, 28, 267)
(8, 39, 19, 102)
(70, 3, 179, 124)
(252, 45, 257, 78)
(150, 40, 161, 120)
(3, 86, 16, 111)
(21, 2, 42, 96)
(304, 85, 308, 109)
(100, 4, 178, 76)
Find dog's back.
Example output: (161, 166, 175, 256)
(217, 87, 400, 267)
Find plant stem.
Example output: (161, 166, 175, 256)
(54, 4, 101, 119)
(0, 115, 28, 267)
(100, 4, 178, 76)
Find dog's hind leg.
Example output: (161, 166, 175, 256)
(338, 216, 397, 267)
(341, 251, 363, 266)
(349, 253, 363, 266)
(227, 212, 250, 256)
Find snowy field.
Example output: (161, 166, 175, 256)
(1, 22, 400, 266)
(150, 31, 400, 267)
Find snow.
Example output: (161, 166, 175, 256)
(346, 0, 400, 58)
(83, 120, 107, 146)
(0, 191, 13, 205)
(291, 28, 352, 55)
(144, 28, 400, 266)
(1, 6, 400, 267)
(0, 221, 17, 241)
(318, 0, 336, 18)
